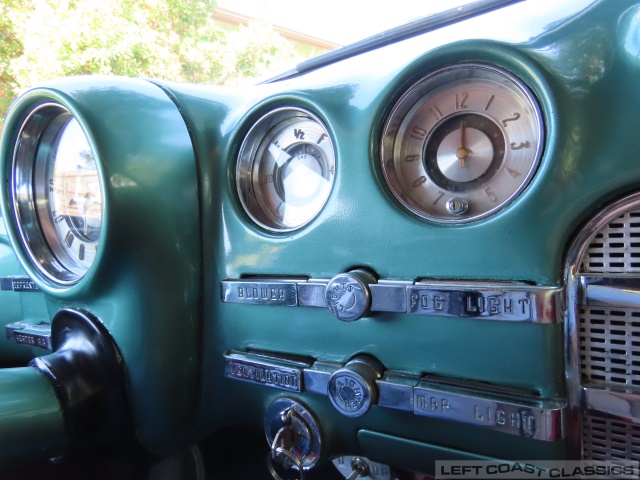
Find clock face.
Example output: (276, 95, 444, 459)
(381, 64, 544, 223)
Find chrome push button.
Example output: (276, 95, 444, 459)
(328, 356, 384, 418)
(325, 270, 376, 322)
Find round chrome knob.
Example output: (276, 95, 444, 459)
(325, 270, 376, 322)
(328, 356, 383, 418)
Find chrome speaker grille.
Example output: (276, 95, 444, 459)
(580, 211, 640, 273)
(567, 193, 640, 461)
(583, 415, 640, 460)
(579, 306, 640, 388)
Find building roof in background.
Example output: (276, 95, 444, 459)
(214, 0, 459, 49)
(212, 7, 341, 51)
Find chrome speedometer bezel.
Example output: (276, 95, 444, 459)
(11, 102, 104, 285)
(381, 63, 544, 224)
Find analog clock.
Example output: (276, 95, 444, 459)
(381, 64, 544, 223)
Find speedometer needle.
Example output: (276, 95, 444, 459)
(456, 120, 469, 168)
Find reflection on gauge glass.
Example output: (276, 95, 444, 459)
(12, 103, 103, 284)
(237, 108, 336, 231)
(381, 64, 544, 223)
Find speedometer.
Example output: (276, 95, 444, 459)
(12, 103, 103, 284)
(381, 64, 544, 223)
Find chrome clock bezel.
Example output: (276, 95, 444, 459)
(11, 102, 104, 285)
(381, 63, 544, 224)
(236, 107, 336, 232)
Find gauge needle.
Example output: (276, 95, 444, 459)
(456, 120, 469, 168)
(268, 143, 291, 167)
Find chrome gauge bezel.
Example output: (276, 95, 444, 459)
(381, 64, 544, 224)
(236, 107, 336, 232)
(11, 102, 104, 285)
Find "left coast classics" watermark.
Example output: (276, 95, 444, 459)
(435, 460, 640, 479)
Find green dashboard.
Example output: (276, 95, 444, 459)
(1, 0, 639, 478)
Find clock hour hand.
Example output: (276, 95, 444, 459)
(456, 120, 469, 168)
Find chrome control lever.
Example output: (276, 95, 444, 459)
(333, 456, 396, 480)
(345, 458, 370, 480)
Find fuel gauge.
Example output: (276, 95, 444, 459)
(237, 108, 336, 232)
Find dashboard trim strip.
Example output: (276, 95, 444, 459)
(224, 351, 310, 393)
(297, 281, 327, 307)
(224, 350, 566, 441)
(413, 381, 565, 441)
(583, 387, 640, 424)
(581, 274, 640, 309)
(377, 372, 419, 412)
(0, 275, 40, 292)
(221, 278, 561, 323)
(407, 283, 560, 322)
(221, 281, 298, 307)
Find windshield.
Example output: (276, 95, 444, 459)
(215, 0, 478, 49)
(0, 0, 508, 125)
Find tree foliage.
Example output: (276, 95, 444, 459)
(0, 0, 24, 116)
(1, 0, 298, 121)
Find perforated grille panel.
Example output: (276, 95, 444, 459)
(576, 205, 640, 460)
(583, 415, 640, 460)
(581, 211, 640, 273)
(579, 307, 640, 388)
